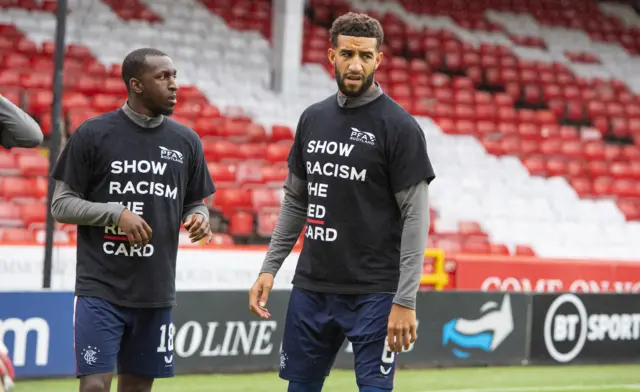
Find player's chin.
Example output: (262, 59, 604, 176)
(341, 84, 364, 97)
(158, 105, 175, 116)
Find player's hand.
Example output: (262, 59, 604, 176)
(387, 303, 417, 352)
(118, 209, 152, 247)
(184, 213, 212, 244)
(249, 273, 274, 319)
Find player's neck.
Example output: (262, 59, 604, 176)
(123, 100, 164, 129)
(337, 81, 382, 108)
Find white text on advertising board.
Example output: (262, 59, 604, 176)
(543, 294, 640, 363)
(482, 277, 640, 293)
(0, 317, 50, 367)
(174, 320, 277, 358)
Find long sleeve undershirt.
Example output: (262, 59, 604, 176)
(0, 93, 44, 149)
(51, 181, 210, 226)
(260, 172, 430, 310)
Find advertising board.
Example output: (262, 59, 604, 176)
(0, 245, 298, 292)
(454, 254, 640, 293)
(374, 291, 529, 367)
(172, 291, 530, 373)
(529, 293, 640, 364)
(171, 291, 289, 373)
(0, 292, 75, 377)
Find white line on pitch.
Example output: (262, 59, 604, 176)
(422, 384, 640, 392)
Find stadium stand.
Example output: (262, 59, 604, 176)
(2, 0, 640, 260)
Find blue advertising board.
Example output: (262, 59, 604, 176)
(0, 291, 76, 378)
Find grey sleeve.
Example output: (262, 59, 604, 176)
(51, 180, 126, 226)
(182, 200, 210, 222)
(0, 94, 44, 149)
(393, 181, 431, 310)
(259, 172, 308, 276)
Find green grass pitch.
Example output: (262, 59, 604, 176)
(11, 364, 640, 391)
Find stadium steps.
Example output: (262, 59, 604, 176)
(100, 0, 163, 23)
(294, 0, 640, 259)
(139, 0, 537, 254)
(0, 0, 520, 254)
(6, 0, 640, 258)
(94, 0, 640, 258)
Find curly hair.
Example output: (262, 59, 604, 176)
(329, 12, 384, 50)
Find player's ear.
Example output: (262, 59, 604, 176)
(328, 47, 336, 66)
(375, 50, 383, 70)
(130, 77, 143, 94)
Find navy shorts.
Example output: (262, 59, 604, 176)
(279, 286, 397, 390)
(73, 296, 174, 379)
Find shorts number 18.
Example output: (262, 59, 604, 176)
(157, 323, 175, 353)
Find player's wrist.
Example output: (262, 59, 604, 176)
(392, 299, 416, 311)
(259, 271, 275, 279)
(110, 204, 128, 226)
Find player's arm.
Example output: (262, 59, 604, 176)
(50, 126, 124, 226)
(249, 171, 307, 319)
(0, 93, 43, 149)
(51, 180, 125, 226)
(182, 134, 216, 243)
(250, 115, 308, 319)
(393, 181, 430, 310)
(386, 114, 436, 351)
(182, 199, 211, 243)
(50, 125, 152, 246)
(260, 171, 308, 277)
(182, 200, 209, 222)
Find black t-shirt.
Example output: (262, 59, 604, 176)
(52, 109, 215, 308)
(288, 93, 436, 294)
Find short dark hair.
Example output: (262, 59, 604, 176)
(121, 48, 168, 91)
(329, 12, 384, 50)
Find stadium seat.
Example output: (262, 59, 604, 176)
(228, 210, 254, 237)
(19, 202, 47, 229)
(0, 227, 34, 242)
(16, 153, 48, 177)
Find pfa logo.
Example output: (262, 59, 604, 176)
(159, 146, 184, 164)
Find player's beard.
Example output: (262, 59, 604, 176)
(146, 99, 174, 117)
(335, 65, 375, 98)
(155, 106, 174, 116)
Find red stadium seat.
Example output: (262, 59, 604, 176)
(19, 202, 47, 229)
(515, 245, 536, 256)
(265, 143, 291, 163)
(271, 125, 293, 142)
(252, 188, 281, 210)
(212, 187, 252, 216)
(256, 209, 278, 237)
(228, 211, 254, 237)
(462, 240, 492, 254)
(0, 153, 18, 175)
(490, 243, 511, 255)
(260, 165, 287, 185)
(16, 153, 48, 177)
(0, 202, 22, 227)
(207, 162, 237, 185)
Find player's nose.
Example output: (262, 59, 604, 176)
(347, 61, 364, 72)
(167, 77, 178, 92)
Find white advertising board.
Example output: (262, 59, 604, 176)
(0, 246, 300, 292)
